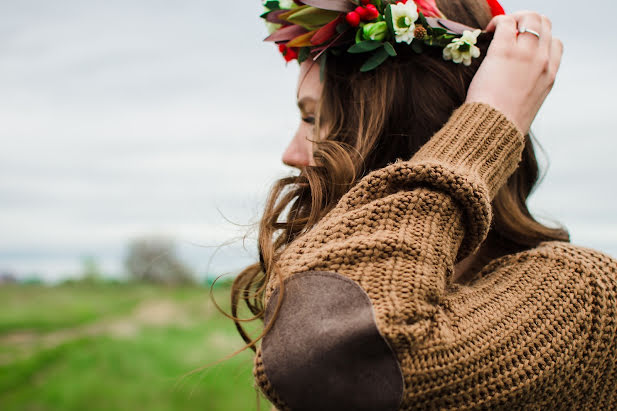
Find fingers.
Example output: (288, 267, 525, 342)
(469, 10, 563, 134)
(512, 11, 542, 50)
(538, 14, 552, 51)
(488, 10, 558, 74)
(487, 11, 555, 52)
(485, 14, 518, 48)
(549, 37, 564, 83)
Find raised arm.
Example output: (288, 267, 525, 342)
(254, 99, 617, 409)
(253, 11, 617, 411)
(255, 101, 523, 410)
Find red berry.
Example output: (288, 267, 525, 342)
(355, 6, 368, 19)
(364, 4, 379, 20)
(278, 44, 286, 53)
(284, 47, 298, 62)
(345, 11, 361, 27)
(361, 0, 371, 4)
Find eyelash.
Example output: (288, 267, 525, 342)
(302, 116, 315, 125)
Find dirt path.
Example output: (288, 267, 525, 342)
(0, 298, 214, 365)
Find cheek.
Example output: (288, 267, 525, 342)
(299, 123, 317, 165)
(295, 123, 315, 149)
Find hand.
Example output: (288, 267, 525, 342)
(465, 11, 564, 135)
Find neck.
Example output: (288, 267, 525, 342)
(453, 253, 479, 283)
(452, 231, 518, 284)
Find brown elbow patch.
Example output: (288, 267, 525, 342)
(261, 271, 404, 411)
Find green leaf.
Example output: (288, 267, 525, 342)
(348, 40, 383, 53)
(320, 51, 328, 82)
(383, 42, 397, 56)
(384, 4, 395, 36)
(264, 1, 280, 11)
(424, 35, 450, 47)
(336, 22, 348, 34)
(429, 34, 454, 48)
(298, 47, 310, 63)
(360, 47, 390, 72)
(411, 39, 424, 54)
(286, 7, 340, 30)
(418, 11, 428, 27)
(355, 27, 364, 43)
(432, 27, 447, 36)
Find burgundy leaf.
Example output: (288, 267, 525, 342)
(310, 29, 351, 60)
(300, 0, 354, 12)
(264, 24, 309, 42)
(311, 30, 352, 52)
(426, 17, 479, 35)
(310, 16, 343, 45)
(266, 10, 289, 25)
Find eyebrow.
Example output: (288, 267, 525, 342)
(297, 97, 316, 112)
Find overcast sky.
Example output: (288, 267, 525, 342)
(1, 0, 616, 282)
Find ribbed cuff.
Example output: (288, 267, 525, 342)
(409, 102, 525, 201)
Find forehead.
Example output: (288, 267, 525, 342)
(297, 60, 323, 102)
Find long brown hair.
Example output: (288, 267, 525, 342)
(220, 0, 569, 362)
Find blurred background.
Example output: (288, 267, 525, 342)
(1, 0, 615, 410)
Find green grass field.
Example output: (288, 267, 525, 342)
(0, 282, 272, 411)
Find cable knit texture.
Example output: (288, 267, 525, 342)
(252, 102, 617, 410)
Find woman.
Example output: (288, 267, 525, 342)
(227, 0, 617, 409)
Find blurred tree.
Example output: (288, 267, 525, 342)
(124, 236, 196, 286)
(0, 270, 18, 285)
(79, 255, 104, 284)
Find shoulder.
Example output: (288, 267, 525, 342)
(536, 241, 616, 275)
(485, 240, 617, 286)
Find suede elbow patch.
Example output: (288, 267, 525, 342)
(261, 271, 404, 411)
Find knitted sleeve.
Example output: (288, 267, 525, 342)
(252, 102, 617, 410)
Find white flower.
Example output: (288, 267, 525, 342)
(390, 1, 419, 45)
(442, 29, 481, 66)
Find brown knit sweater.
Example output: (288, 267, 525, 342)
(252, 102, 617, 410)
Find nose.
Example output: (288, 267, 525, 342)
(282, 133, 312, 168)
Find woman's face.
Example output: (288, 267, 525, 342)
(281, 60, 323, 169)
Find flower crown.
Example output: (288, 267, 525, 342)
(261, 0, 505, 73)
